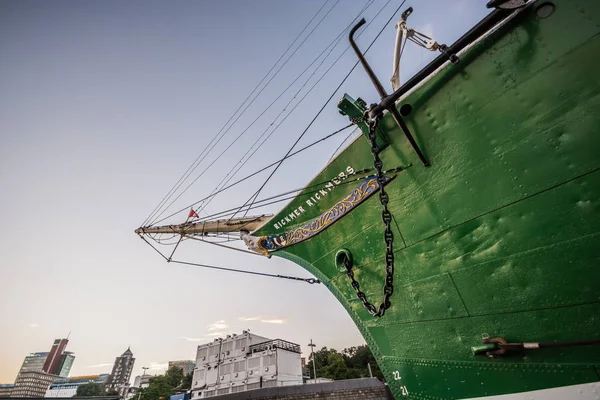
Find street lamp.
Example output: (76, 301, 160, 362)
(308, 339, 317, 382)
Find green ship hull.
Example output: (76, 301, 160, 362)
(252, 1, 600, 398)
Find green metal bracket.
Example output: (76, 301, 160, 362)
(338, 94, 388, 150)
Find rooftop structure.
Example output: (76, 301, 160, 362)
(190, 331, 302, 398)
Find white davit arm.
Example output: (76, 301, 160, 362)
(390, 7, 412, 91)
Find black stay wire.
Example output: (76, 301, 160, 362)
(148, 0, 396, 227)
(237, 0, 405, 219)
(139, 235, 320, 284)
(142, 0, 330, 227)
(168, 15, 352, 222)
(147, 1, 371, 227)
(141, 0, 407, 284)
(148, 123, 353, 227)
(192, 3, 375, 217)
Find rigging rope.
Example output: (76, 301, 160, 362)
(148, 123, 353, 226)
(192, 10, 372, 217)
(147, 1, 374, 227)
(192, 167, 393, 224)
(237, 0, 401, 219)
(142, 0, 332, 227)
(139, 235, 320, 284)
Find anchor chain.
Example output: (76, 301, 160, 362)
(342, 111, 395, 317)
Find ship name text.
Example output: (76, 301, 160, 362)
(272, 165, 355, 230)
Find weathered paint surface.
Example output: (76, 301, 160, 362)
(263, 2, 600, 399)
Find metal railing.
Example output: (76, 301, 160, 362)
(248, 339, 301, 354)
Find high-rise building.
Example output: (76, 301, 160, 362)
(167, 361, 195, 376)
(12, 371, 58, 398)
(55, 352, 75, 378)
(105, 347, 135, 397)
(190, 331, 302, 399)
(17, 338, 75, 380)
(18, 352, 50, 376)
(42, 339, 69, 376)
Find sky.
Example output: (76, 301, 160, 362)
(0, 0, 488, 383)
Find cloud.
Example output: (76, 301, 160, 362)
(87, 363, 113, 369)
(206, 332, 225, 337)
(28, 323, 39, 328)
(260, 319, 286, 324)
(238, 316, 260, 321)
(207, 320, 228, 331)
(238, 316, 287, 324)
(179, 336, 205, 342)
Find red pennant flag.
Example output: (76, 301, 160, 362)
(188, 208, 199, 219)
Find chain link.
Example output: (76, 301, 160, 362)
(342, 112, 395, 317)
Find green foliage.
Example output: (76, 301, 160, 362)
(137, 367, 193, 400)
(181, 372, 193, 390)
(306, 345, 384, 381)
(75, 382, 105, 397)
(343, 345, 384, 380)
(165, 367, 184, 388)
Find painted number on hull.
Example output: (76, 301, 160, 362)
(392, 371, 409, 397)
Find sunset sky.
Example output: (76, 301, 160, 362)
(0, 0, 488, 382)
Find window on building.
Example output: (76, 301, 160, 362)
(231, 386, 244, 393)
(246, 382, 260, 390)
(247, 358, 260, 369)
(234, 338, 246, 350)
(194, 369, 205, 381)
(233, 360, 245, 373)
(263, 354, 276, 366)
(218, 364, 231, 375)
(208, 345, 220, 357)
(217, 388, 229, 395)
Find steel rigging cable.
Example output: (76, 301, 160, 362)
(148, 123, 354, 226)
(139, 235, 320, 284)
(148, 0, 397, 226)
(146, 1, 375, 227)
(142, 0, 333, 227)
(238, 0, 406, 218)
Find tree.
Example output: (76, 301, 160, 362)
(137, 375, 174, 400)
(306, 346, 339, 379)
(137, 367, 190, 400)
(76, 382, 105, 397)
(306, 345, 385, 381)
(319, 353, 352, 380)
(343, 345, 384, 380)
(165, 367, 184, 388)
(181, 373, 193, 390)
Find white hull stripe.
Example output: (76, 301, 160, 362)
(463, 381, 600, 400)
